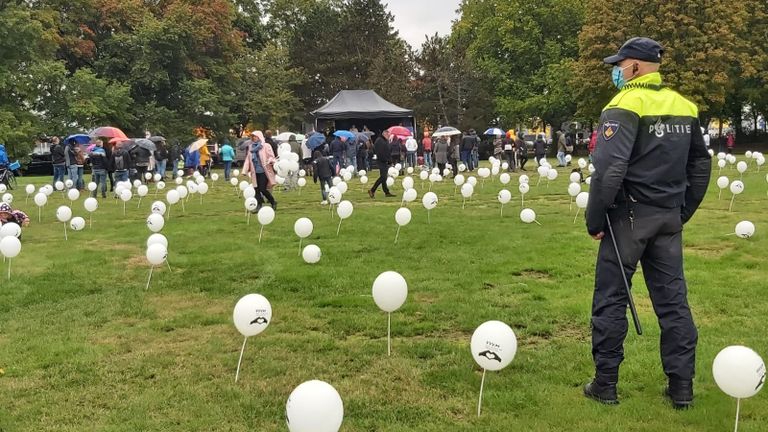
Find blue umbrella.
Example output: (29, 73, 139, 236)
(333, 130, 355, 139)
(306, 133, 327, 150)
(484, 128, 505, 136)
(65, 134, 92, 144)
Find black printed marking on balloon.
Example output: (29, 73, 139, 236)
(478, 350, 502, 362)
(757, 373, 765, 391)
(250, 316, 268, 325)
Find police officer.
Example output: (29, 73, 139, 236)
(583, 37, 711, 408)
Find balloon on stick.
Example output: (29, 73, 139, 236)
(232, 294, 272, 382)
(0, 223, 21, 239)
(145, 243, 167, 290)
(574, 192, 589, 223)
(244, 197, 258, 225)
(336, 200, 353, 235)
(518, 183, 529, 207)
(0, 236, 21, 279)
(146, 213, 165, 233)
(56, 205, 72, 240)
(302, 244, 321, 264)
(461, 183, 474, 209)
(497, 189, 511, 216)
(471, 320, 518, 417)
(372, 271, 408, 356)
(733, 221, 755, 239)
(286, 380, 344, 432)
(712, 345, 765, 432)
(34, 192, 47, 222)
(394, 208, 411, 244)
(137, 184, 148, 207)
(716, 176, 730, 200)
(520, 208, 540, 225)
(294, 218, 313, 255)
(257, 206, 275, 243)
(568, 182, 581, 210)
(422, 191, 438, 223)
(25, 184, 35, 204)
(83, 197, 98, 228)
(69, 217, 85, 232)
(166, 189, 180, 218)
(729, 180, 744, 212)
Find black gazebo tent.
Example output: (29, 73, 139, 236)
(311, 90, 415, 135)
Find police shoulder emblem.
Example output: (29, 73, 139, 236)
(602, 121, 620, 141)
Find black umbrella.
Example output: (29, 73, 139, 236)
(134, 138, 156, 152)
(148, 136, 166, 143)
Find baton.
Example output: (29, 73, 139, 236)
(605, 214, 643, 335)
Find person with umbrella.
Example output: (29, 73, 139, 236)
(329, 134, 345, 174)
(150, 137, 169, 179)
(433, 136, 450, 174)
(88, 140, 109, 198)
(129, 139, 154, 181)
(242, 131, 277, 212)
(368, 129, 395, 199)
(111, 141, 133, 183)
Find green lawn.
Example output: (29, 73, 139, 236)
(0, 161, 766, 431)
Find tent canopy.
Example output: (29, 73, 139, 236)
(311, 90, 413, 120)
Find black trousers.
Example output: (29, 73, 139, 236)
(370, 161, 390, 194)
(592, 203, 697, 382)
(255, 172, 276, 206)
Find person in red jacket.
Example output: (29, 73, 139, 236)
(588, 130, 598, 160)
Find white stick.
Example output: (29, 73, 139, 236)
(462, 198, 466, 210)
(7, 258, 11, 280)
(247, 212, 251, 225)
(477, 369, 487, 417)
(573, 208, 580, 224)
(123, 201, 126, 216)
(166, 259, 172, 272)
(534, 219, 542, 226)
(428, 209, 431, 224)
(394, 226, 401, 244)
(387, 313, 391, 356)
(38, 206, 41, 223)
(89, 214, 92, 228)
(259, 225, 264, 243)
(729, 195, 736, 212)
(235, 336, 248, 383)
(500, 203, 504, 217)
(145, 266, 154, 290)
(734, 398, 741, 432)
(64, 223, 68, 241)
(298, 238, 303, 256)
(181, 199, 185, 213)
(337, 219, 343, 236)
(137, 197, 142, 208)
(718, 189, 723, 200)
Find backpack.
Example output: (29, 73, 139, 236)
(156, 147, 168, 161)
(114, 151, 127, 171)
(74, 147, 86, 165)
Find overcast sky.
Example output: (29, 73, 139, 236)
(385, 0, 462, 51)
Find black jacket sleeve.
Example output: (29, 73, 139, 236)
(681, 119, 712, 223)
(585, 108, 639, 235)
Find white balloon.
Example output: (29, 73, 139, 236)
(395, 208, 411, 226)
(576, 192, 589, 209)
(132, 179, 141, 188)
(478, 167, 491, 178)
(471, 320, 517, 371)
(286, 380, 344, 432)
(120, 189, 132, 202)
(519, 175, 529, 185)
(297, 178, 307, 187)
(198, 183, 209, 195)
(359, 176, 368, 185)
(146, 243, 167, 266)
(578, 158, 587, 169)
(402, 188, 417, 203)
(547, 169, 558, 181)
(454, 174, 465, 186)
(83, 197, 98, 213)
(137, 185, 149, 197)
(177, 169, 184, 177)
(461, 183, 474, 198)
(298, 169, 306, 177)
(43, 185, 54, 196)
(497, 189, 511, 204)
(230, 178, 238, 186)
(756, 156, 765, 167)
(64, 179, 73, 189)
(458, 163, 466, 172)
(337, 200, 354, 219)
(243, 186, 256, 199)
(491, 166, 500, 176)
(328, 187, 341, 204)
(56, 206, 72, 222)
(239, 181, 249, 192)
(406, 166, 414, 174)
(737, 161, 748, 173)
(585, 176, 592, 185)
(69, 217, 85, 231)
(244, 197, 259, 212)
(342, 171, 352, 182)
(588, 163, 596, 174)
(518, 183, 530, 195)
(713, 345, 765, 399)
(166, 190, 180, 205)
(745, 151, 753, 159)
(501, 162, 509, 170)
(195, 176, 205, 185)
(467, 176, 477, 187)
(147, 233, 168, 248)
(275, 175, 286, 185)
(402, 176, 414, 190)
(302, 244, 322, 264)
(735, 221, 755, 239)
(730, 180, 745, 195)
(87, 182, 97, 192)
(386, 177, 395, 188)
(187, 182, 198, 194)
(233, 169, 240, 177)
(443, 168, 451, 177)
(565, 154, 573, 163)
(537, 165, 549, 177)
(25, 184, 35, 194)
(144, 172, 152, 180)
(717, 152, 726, 160)
(716, 176, 729, 189)
(233, 294, 272, 337)
(372, 271, 408, 313)
(499, 173, 511, 184)
(0, 236, 21, 258)
(336, 181, 348, 194)
(34, 192, 48, 207)
(717, 159, 727, 169)
(422, 192, 438, 210)
(294, 218, 313, 238)
(419, 171, 429, 181)
(332, 176, 342, 186)
(395, 163, 402, 171)
(211, 173, 219, 181)
(569, 172, 581, 183)
(176, 186, 188, 199)
(156, 181, 166, 191)
(568, 182, 581, 197)
(153, 173, 162, 182)
(257, 206, 275, 225)
(2, 193, 12, 204)
(520, 208, 536, 224)
(54, 181, 64, 191)
(428, 173, 439, 183)
(146, 213, 165, 232)
(0, 223, 21, 239)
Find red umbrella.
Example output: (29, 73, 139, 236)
(91, 126, 128, 139)
(387, 126, 412, 137)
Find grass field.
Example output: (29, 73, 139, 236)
(0, 159, 766, 431)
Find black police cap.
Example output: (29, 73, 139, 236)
(603, 37, 664, 65)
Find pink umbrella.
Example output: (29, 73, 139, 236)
(91, 126, 128, 139)
(387, 126, 412, 137)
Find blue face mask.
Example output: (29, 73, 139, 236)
(611, 64, 633, 89)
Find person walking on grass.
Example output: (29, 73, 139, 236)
(368, 129, 395, 199)
(312, 151, 334, 205)
(433, 136, 449, 174)
(219, 141, 235, 181)
(243, 131, 277, 212)
(584, 36, 711, 409)
(88, 141, 109, 198)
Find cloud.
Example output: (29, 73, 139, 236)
(385, 0, 462, 51)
